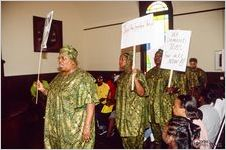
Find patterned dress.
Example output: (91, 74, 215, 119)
(177, 67, 200, 97)
(186, 67, 207, 96)
(146, 67, 179, 142)
(115, 71, 149, 149)
(44, 68, 99, 149)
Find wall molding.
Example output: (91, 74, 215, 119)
(83, 7, 224, 31)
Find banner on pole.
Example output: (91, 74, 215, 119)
(41, 11, 54, 49)
(160, 30, 192, 72)
(121, 14, 153, 49)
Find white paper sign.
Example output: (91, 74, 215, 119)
(41, 11, 54, 49)
(160, 30, 191, 72)
(121, 14, 153, 49)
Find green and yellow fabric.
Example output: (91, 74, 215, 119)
(30, 80, 49, 97)
(115, 71, 149, 149)
(186, 67, 207, 92)
(176, 67, 200, 96)
(44, 68, 99, 149)
(146, 67, 179, 142)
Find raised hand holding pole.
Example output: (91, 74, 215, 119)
(36, 11, 54, 104)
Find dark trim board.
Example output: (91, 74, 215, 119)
(1, 71, 120, 117)
(1, 71, 224, 119)
(2, 71, 224, 105)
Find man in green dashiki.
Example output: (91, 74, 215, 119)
(187, 58, 207, 99)
(176, 66, 200, 98)
(115, 51, 149, 149)
(36, 45, 99, 149)
(146, 49, 180, 146)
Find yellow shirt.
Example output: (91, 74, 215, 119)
(101, 105, 114, 113)
(97, 82, 110, 99)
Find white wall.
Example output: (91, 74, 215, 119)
(173, 1, 225, 72)
(80, 1, 139, 71)
(2, 1, 85, 76)
(1, 1, 225, 76)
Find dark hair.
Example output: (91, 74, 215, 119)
(199, 85, 222, 104)
(155, 49, 163, 55)
(206, 83, 225, 100)
(168, 116, 201, 149)
(97, 75, 103, 80)
(177, 94, 200, 120)
(189, 58, 197, 63)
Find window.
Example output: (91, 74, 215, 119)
(139, 1, 173, 72)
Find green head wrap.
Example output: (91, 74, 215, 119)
(59, 45, 78, 62)
(121, 51, 133, 72)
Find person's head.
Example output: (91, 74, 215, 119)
(189, 58, 198, 69)
(167, 116, 201, 149)
(154, 49, 163, 67)
(206, 83, 225, 100)
(198, 84, 220, 106)
(173, 94, 200, 120)
(58, 45, 78, 73)
(119, 52, 133, 72)
(97, 75, 104, 86)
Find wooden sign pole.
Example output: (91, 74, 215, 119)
(131, 45, 136, 91)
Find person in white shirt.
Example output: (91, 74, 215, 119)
(198, 86, 221, 146)
(209, 83, 225, 123)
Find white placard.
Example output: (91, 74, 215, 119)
(36, 11, 54, 104)
(41, 11, 54, 49)
(121, 14, 153, 49)
(160, 30, 192, 72)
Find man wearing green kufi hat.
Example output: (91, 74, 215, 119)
(145, 49, 182, 148)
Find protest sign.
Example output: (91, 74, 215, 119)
(121, 14, 153, 49)
(161, 30, 191, 72)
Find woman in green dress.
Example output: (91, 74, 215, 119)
(115, 52, 149, 149)
(36, 45, 98, 149)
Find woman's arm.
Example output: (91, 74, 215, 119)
(134, 78, 145, 96)
(83, 103, 95, 142)
(133, 69, 145, 96)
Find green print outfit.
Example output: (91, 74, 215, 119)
(177, 67, 200, 96)
(146, 67, 178, 142)
(44, 68, 99, 149)
(186, 67, 207, 92)
(116, 71, 149, 149)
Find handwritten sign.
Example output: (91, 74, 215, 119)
(160, 30, 191, 72)
(41, 11, 54, 49)
(121, 14, 153, 49)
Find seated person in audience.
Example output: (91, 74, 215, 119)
(106, 99, 116, 137)
(96, 98, 116, 136)
(95, 75, 111, 135)
(163, 116, 200, 149)
(206, 83, 225, 123)
(163, 94, 209, 149)
(198, 87, 221, 146)
(96, 75, 110, 104)
(105, 74, 118, 137)
(106, 73, 117, 102)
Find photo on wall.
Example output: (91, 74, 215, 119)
(215, 50, 224, 71)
